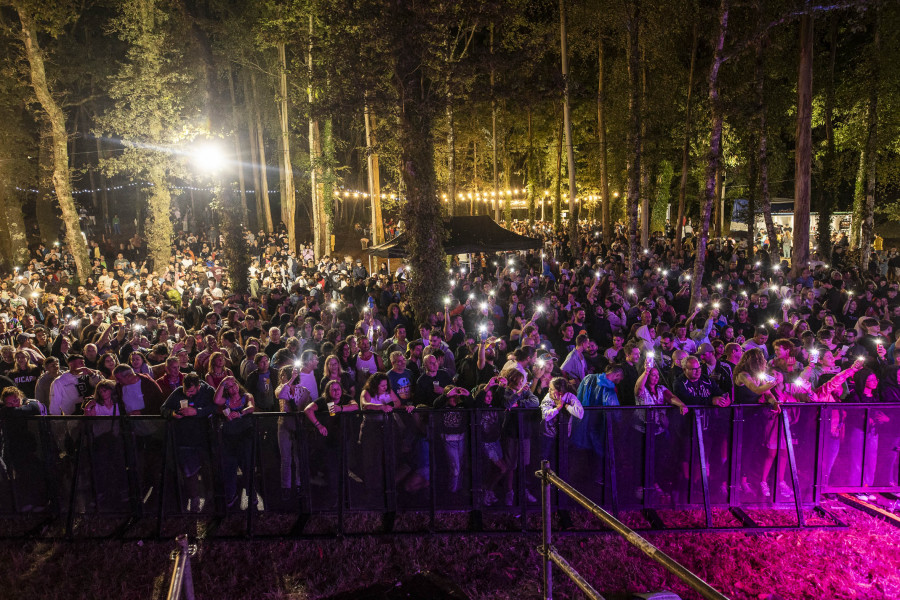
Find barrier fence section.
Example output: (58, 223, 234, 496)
(0, 403, 894, 538)
(536, 460, 730, 600)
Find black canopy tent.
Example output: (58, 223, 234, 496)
(367, 215, 543, 258)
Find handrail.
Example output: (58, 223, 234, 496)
(166, 534, 196, 600)
(536, 460, 730, 600)
(5, 401, 898, 422)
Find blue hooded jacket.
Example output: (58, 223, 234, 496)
(570, 374, 618, 452)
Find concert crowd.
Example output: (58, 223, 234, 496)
(1, 220, 899, 511)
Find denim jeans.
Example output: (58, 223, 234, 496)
(441, 434, 465, 493)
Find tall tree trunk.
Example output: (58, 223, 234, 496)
(321, 118, 335, 255)
(227, 65, 250, 227)
(17, 8, 90, 281)
(860, 10, 879, 272)
(625, 0, 642, 275)
(527, 107, 536, 225)
(390, 3, 445, 322)
(851, 150, 864, 249)
(446, 86, 456, 217)
(250, 70, 274, 233)
(598, 38, 611, 240)
(675, 21, 698, 254)
(639, 49, 650, 248)
(36, 125, 58, 243)
(365, 99, 384, 244)
(791, 13, 813, 278)
(145, 165, 174, 273)
(745, 133, 758, 260)
(554, 110, 564, 230)
(755, 3, 778, 252)
(95, 136, 110, 226)
(278, 43, 297, 252)
(308, 15, 325, 257)
(244, 71, 262, 231)
(559, 0, 579, 255)
(490, 24, 500, 221)
(689, 0, 729, 309)
(817, 17, 837, 260)
(0, 175, 30, 268)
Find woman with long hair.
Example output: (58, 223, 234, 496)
(213, 376, 255, 508)
(205, 351, 233, 389)
(358, 372, 402, 495)
(842, 367, 890, 489)
(97, 352, 119, 379)
(319, 354, 355, 401)
(275, 364, 311, 500)
(9, 351, 41, 399)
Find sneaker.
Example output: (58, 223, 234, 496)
(740, 480, 754, 495)
(483, 490, 498, 506)
(777, 481, 793, 498)
(526, 490, 538, 504)
(759, 481, 771, 497)
(504, 490, 515, 506)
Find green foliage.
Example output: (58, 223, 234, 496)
(96, 0, 206, 271)
(651, 160, 673, 234)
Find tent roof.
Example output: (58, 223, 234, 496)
(367, 215, 543, 258)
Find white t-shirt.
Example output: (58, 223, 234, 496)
(298, 370, 318, 400)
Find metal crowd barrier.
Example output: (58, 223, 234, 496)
(0, 403, 894, 539)
(537, 460, 729, 600)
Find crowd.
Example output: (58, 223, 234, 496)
(1, 219, 899, 512)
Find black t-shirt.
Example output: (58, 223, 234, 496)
(674, 375, 724, 406)
(415, 369, 453, 407)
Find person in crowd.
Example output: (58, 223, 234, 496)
(160, 373, 217, 512)
(2, 216, 898, 520)
(213, 376, 255, 508)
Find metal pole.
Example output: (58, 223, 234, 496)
(538, 467, 731, 600)
(541, 460, 553, 600)
(166, 534, 196, 600)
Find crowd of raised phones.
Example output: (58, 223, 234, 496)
(1, 223, 899, 509)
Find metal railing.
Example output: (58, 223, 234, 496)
(537, 460, 730, 600)
(0, 403, 892, 538)
(166, 534, 196, 600)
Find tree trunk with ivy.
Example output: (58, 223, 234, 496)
(791, 13, 813, 279)
(145, 165, 174, 274)
(0, 181, 29, 269)
(278, 43, 297, 253)
(625, 0, 642, 275)
(17, 8, 90, 282)
(755, 2, 778, 252)
(321, 118, 335, 255)
(391, 8, 445, 322)
(860, 10, 879, 272)
(675, 20, 697, 255)
(527, 107, 536, 225)
(227, 66, 250, 227)
(651, 161, 673, 235)
(689, 0, 728, 310)
(816, 17, 837, 260)
(559, 0, 579, 256)
(553, 111, 563, 230)
(597, 38, 611, 239)
(35, 126, 58, 244)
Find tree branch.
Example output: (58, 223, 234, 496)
(723, 0, 872, 63)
